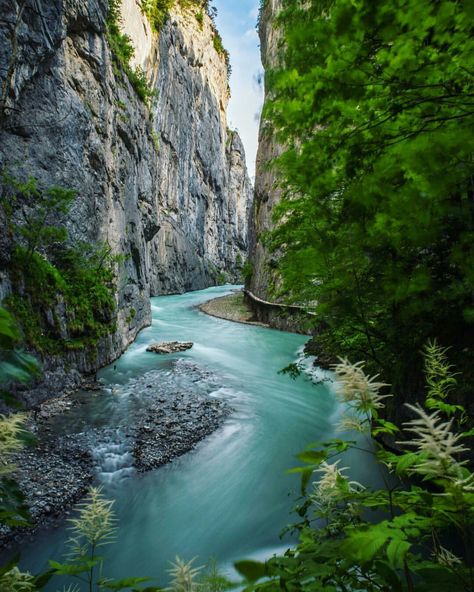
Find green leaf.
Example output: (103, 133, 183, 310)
(296, 450, 328, 464)
(386, 539, 411, 568)
(49, 558, 100, 575)
(343, 529, 389, 563)
(234, 560, 266, 582)
(99, 576, 151, 589)
(395, 452, 420, 475)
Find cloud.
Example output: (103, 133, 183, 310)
(249, 5, 259, 20)
(244, 28, 259, 40)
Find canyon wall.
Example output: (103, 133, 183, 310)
(0, 0, 252, 401)
(246, 0, 305, 331)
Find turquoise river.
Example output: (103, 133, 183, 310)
(15, 285, 380, 588)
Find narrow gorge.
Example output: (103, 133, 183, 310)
(1, 1, 472, 590)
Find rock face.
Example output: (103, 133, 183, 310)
(146, 341, 193, 354)
(0, 0, 252, 399)
(247, 0, 293, 328)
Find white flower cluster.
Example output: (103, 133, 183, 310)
(68, 486, 117, 555)
(0, 413, 27, 476)
(312, 460, 363, 507)
(435, 546, 462, 567)
(168, 556, 202, 592)
(400, 403, 469, 481)
(0, 566, 36, 591)
(332, 359, 391, 433)
(333, 359, 390, 411)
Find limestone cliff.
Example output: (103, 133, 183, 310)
(247, 0, 302, 330)
(0, 0, 252, 401)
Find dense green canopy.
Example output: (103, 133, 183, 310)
(266, 0, 474, 400)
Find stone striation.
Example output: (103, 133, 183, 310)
(0, 0, 252, 401)
(246, 0, 288, 326)
(247, 0, 316, 334)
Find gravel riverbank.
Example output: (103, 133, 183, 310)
(198, 291, 268, 327)
(0, 362, 230, 550)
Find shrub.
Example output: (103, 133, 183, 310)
(106, 0, 155, 106)
(237, 345, 474, 592)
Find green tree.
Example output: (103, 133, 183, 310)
(1, 174, 76, 259)
(262, 0, 474, 399)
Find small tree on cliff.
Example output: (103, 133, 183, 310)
(1, 173, 76, 259)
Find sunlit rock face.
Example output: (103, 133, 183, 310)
(147, 6, 252, 294)
(0, 0, 252, 397)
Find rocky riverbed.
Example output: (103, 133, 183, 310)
(0, 360, 230, 549)
(133, 392, 228, 471)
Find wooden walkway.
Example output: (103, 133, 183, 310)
(244, 289, 316, 316)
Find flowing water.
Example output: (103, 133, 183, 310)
(16, 285, 381, 587)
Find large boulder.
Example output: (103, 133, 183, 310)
(146, 341, 193, 354)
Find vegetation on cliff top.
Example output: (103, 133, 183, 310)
(106, 0, 155, 105)
(106, 0, 230, 101)
(139, 0, 231, 77)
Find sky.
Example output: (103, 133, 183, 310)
(213, 0, 264, 181)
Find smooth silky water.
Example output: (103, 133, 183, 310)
(14, 286, 381, 588)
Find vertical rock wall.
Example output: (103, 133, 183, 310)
(246, 0, 311, 333)
(247, 0, 286, 316)
(0, 0, 252, 398)
(146, 5, 252, 293)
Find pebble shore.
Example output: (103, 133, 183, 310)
(197, 291, 268, 327)
(0, 364, 230, 550)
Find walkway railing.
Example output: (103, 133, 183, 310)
(243, 289, 316, 316)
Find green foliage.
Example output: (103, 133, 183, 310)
(262, 0, 474, 398)
(242, 260, 253, 283)
(1, 174, 76, 258)
(212, 31, 230, 76)
(216, 271, 228, 285)
(0, 314, 37, 533)
(0, 307, 39, 397)
(195, 10, 204, 28)
(239, 346, 474, 592)
(141, 0, 174, 31)
(5, 243, 118, 354)
(198, 559, 233, 592)
(423, 340, 465, 418)
(1, 174, 119, 354)
(126, 307, 137, 324)
(151, 129, 160, 152)
(126, 67, 156, 106)
(106, 0, 155, 105)
(212, 33, 224, 54)
(140, 0, 210, 32)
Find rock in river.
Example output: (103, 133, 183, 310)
(146, 341, 194, 354)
